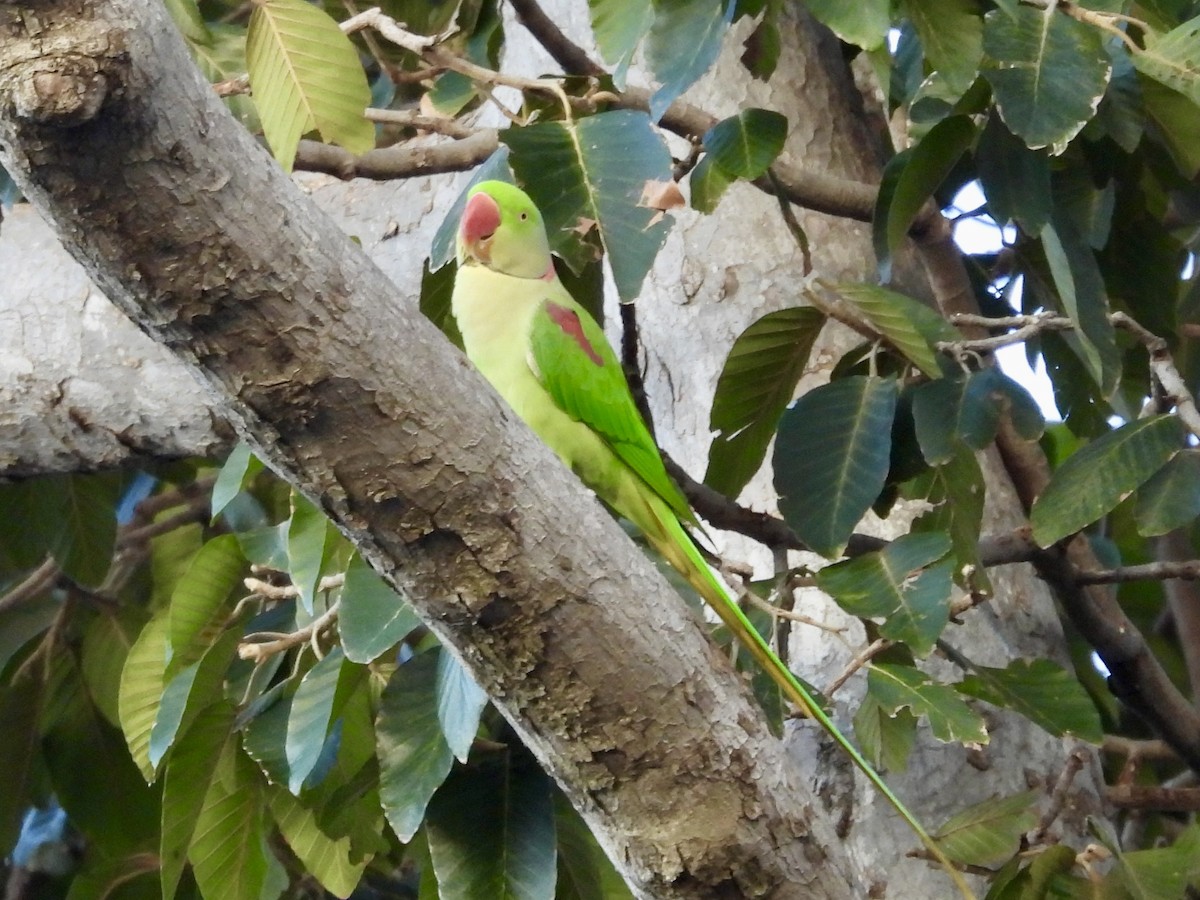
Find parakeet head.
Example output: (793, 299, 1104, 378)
(456, 180, 554, 280)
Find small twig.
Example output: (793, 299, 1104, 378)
(766, 168, 812, 274)
(939, 311, 1074, 354)
(740, 585, 845, 633)
(1101, 734, 1180, 762)
(1028, 746, 1090, 844)
(0, 557, 59, 615)
(1106, 783, 1200, 812)
(239, 600, 341, 663)
(1112, 311, 1200, 440)
(364, 108, 477, 138)
(244, 573, 345, 600)
(506, 0, 607, 78)
(117, 504, 209, 549)
(825, 638, 892, 697)
(1075, 559, 1200, 585)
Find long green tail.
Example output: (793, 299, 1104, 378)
(654, 507, 976, 900)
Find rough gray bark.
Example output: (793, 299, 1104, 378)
(0, 2, 863, 897)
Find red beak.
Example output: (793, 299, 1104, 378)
(461, 192, 502, 248)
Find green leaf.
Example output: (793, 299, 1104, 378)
(169, 533, 244, 665)
(904, 0, 984, 94)
(1103, 823, 1200, 899)
(1031, 415, 1183, 547)
(211, 442, 263, 520)
(644, 0, 734, 121)
(150, 627, 240, 769)
(119, 612, 171, 781)
(914, 448, 991, 598)
(426, 758, 556, 900)
(553, 792, 633, 900)
(1040, 220, 1120, 394)
(867, 663, 989, 744)
(269, 787, 369, 898)
(0, 675, 44, 853)
(853, 690, 918, 773)
(817, 533, 953, 656)
(588, 0, 653, 85)
(874, 115, 976, 280)
(246, 0, 374, 170)
(502, 110, 674, 300)
(956, 658, 1103, 743)
(420, 258, 462, 348)
(913, 369, 1044, 465)
(338, 553, 421, 664)
(286, 648, 346, 793)
(704, 307, 825, 497)
(975, 113, 1052, 233)
(437, 650, 489, 764)
(189, 739, 289, 900)
(1135, 449, 1200, 537)
(1139, 77, 1200, 178)
(80, 606, 142, 727)
(981, 6, 1111, 153)
(688, 153, 734, 213)
(242, 683, 296, 786)
(1131, 15, 1200, 106)
(934, 790, 1039, 867)
(701, 108, 788, 180)
(804, 0, 890, 50)
(288, 491, 330, 615)
(377, 650, 455, 842)
(825, 282, 958, 377)
(160, 702, 236, 900)
(774, 376, 898, 558)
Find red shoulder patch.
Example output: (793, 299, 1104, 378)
(546, 302, 604, 367)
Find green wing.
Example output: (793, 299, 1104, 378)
(529, 290, 694, 523)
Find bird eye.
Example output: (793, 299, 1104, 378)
(519, 212, 528, 220)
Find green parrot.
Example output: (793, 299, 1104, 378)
(452, 180, 973, 898)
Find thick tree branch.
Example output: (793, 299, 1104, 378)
(0, 4, 862, 896)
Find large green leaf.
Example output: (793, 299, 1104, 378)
(426, 758, 556, 900)
(1101, 823, 1200, 899)
(1132, 15, 1200, 106)
(981, 6, 1111, 153)
(211, 442, 263, 520)
(644, 0, 734, 121)
(956, 658, 1103, 742)
(817, 533, 953, 656)
(0, 473, 121, 587)
(288, 491, 330, 615)
(269, 787, 368, 898)
(804, 0, 890, 50)
(702, 108, 788, 180)
(688, 153, 735, 213)
(0, 675, 44, 853)
(150, 628, 240, 769)
(774, 376, 898, 558)
(1031, 415, 1183, 547)
(246, 0, 374, 170)
(377, 650, 455, 842)
(704, 307, 825, 497)
(903, 0, 984, 94)
(1040, 220, 1120, 395)
(912, 369, 1044, 465)
(119, 613, 171, 781)
(587, 0, 653, 85)
(189, 739, 288, 900)
(933, 791, 1039, 868)
(1135, 450, 1200, 537)
(975, 113, 1052, 233)
(338, 553, 420, 664)
(867, 663, 988, 744)
(913, 448, 991, 598)
(853, 690, 918, 774)
(437, 650, 489, 764)
(553, 792, 633, 900)
(502, 110, 674, 300)
(169, 533, 244, 666)
(1139, 77, 1200, 178)
(824, 283, 958, 377)
(873, 115, 976, 280)
(80, 606, 143, 728)
(286, 648, 346, 793)
(160, 702, 236, 900)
